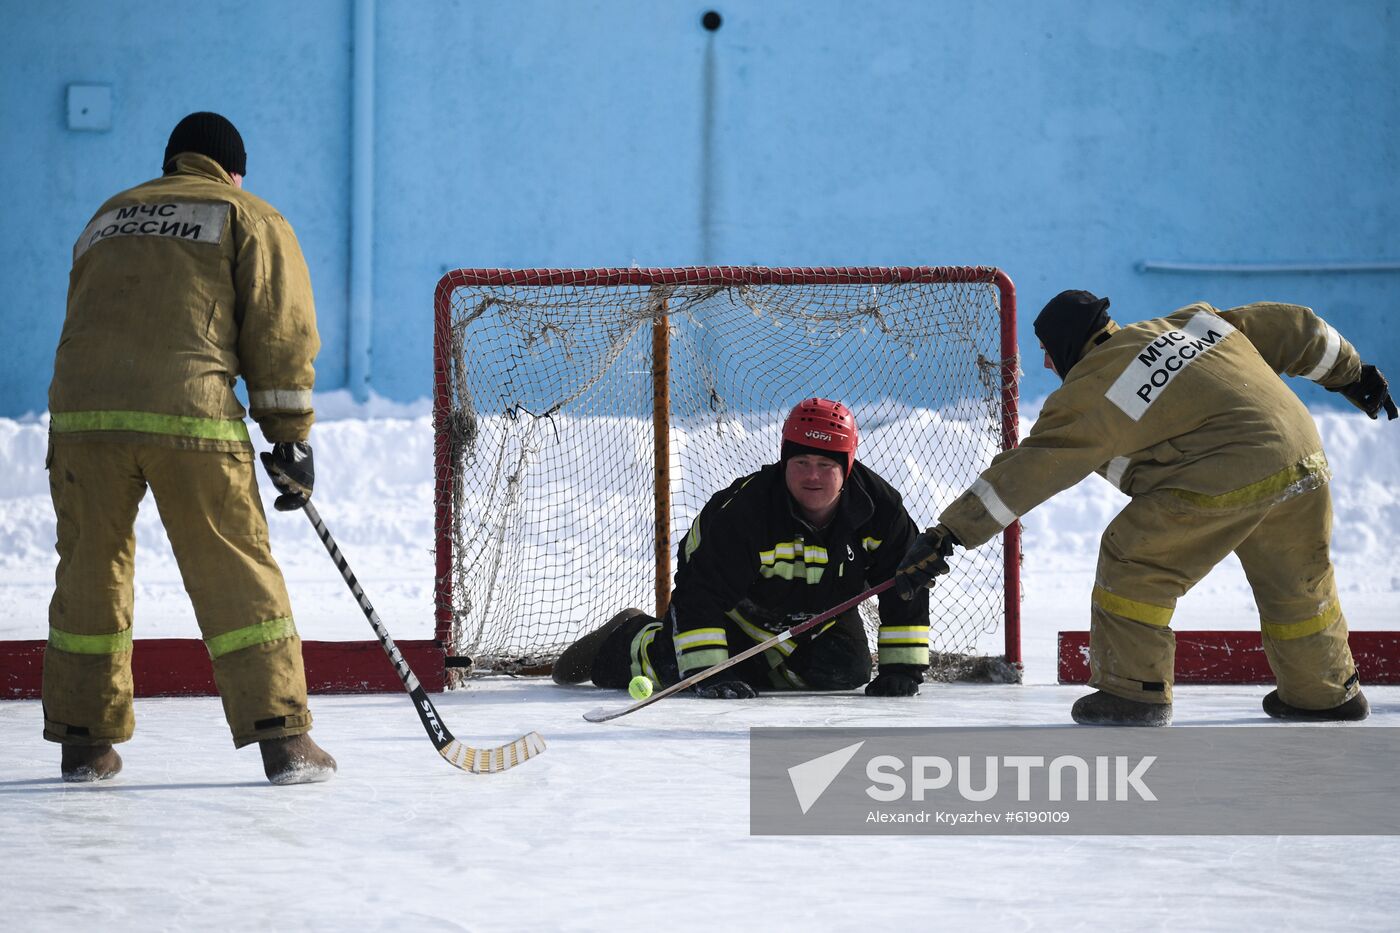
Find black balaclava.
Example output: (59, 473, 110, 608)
(1034, 290, 1112, 379)
(163, 112, 246, 177)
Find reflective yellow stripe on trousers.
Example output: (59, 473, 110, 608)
(1091, 585, 1175, 627)
(205, 617, 298, 660)
(48, 626, 134, 654)
(1262, 600, 1342, 641)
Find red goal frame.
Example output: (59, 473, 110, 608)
(431, 266, 1024, 670)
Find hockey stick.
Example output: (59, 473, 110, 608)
(583, 578, 896, 723)
(296, 498, 546, 773)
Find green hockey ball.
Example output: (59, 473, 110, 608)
(629, 675, 654, 700)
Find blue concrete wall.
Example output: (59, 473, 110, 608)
(3, 0, 1397, 415)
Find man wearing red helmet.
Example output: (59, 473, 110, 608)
(552, 398, 932, 698)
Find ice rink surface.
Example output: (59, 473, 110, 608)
(4, 682, 1400, 932)
(3, 399, 1399, 930)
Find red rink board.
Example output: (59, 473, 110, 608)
(0, 638, 445, 699)
(1059, 630, 1400, 685)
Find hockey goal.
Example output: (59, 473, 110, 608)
(433, 267, 1021, 683)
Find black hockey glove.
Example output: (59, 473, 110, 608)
(894, 525, 960, 600)
(692, 679, 758, 700)
(1330, 363, 1398, 421)
(865, 664, 924, 697)
(259, 442, 314, 511)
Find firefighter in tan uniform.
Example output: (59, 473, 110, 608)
(45, 112, 336, 783)
(896, 289, 1396, 725)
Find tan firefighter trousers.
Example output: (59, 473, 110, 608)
(43, 440, 312, 748)
(1089, 482, 1358, 709)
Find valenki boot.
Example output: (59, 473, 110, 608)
(551, 608, 646, 685)
(260, 733, 337, 785)
(61, 743, 123, 783)
(1263, 689, 1369, 722)
(1071, 690, 1173, 726)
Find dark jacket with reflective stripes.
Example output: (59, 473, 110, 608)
(670, 460, 930, 675)
(49, 153, 319, 451)
(940, 302, 1362, 549)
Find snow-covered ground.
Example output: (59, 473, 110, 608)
(3, 393, 1395, 656)
(2, 395, 1398, 931)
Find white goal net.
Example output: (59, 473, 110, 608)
(433, 267, 1021, 683)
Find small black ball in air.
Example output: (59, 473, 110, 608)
(702, 10, 722, 31)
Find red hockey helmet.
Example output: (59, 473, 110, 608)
(780, 398, 858, 475)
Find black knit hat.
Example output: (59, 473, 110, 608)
(163, 112, 246, 177)
(1034, 290, 1112, 379)
(781, 440, 849, 475)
